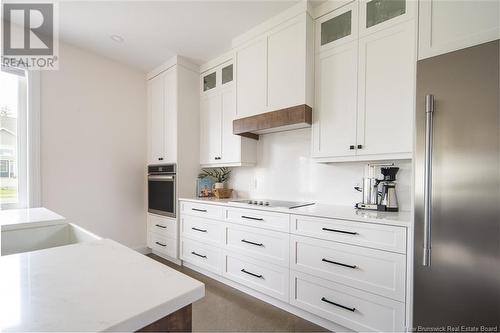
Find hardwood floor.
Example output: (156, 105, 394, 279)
(148, 254, 328, 332)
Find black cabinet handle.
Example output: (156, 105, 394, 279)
(155, 241, 166, 247)
(349, 145, 355, 150)
(192, 208, 207, 212)
(357, 144, 363, 149)
(155, 224, 167, 229)
(214, 157, 222, 160)
(241, 239, 263, 247)
(158, 157, 164, 161)
(241, 268, 263, 278)
(241, 215, 264, 221)
(321, 297, 356, 312)
(322, 258, 357, 269)
(322, 227, 358, 235)
(191, 251, 207, 258)
(192, 227, 207, 233)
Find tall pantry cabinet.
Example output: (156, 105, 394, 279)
(146, 56, 200, 261)
(312, 0, 416, 162)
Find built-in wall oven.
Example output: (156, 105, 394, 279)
(148, 164, 176, 218)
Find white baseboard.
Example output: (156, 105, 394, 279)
(134, 246, 151, 255)
(183, 262, 352, 333)
(151, 250, 182, 266)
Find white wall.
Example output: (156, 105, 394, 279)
(40, 42, 147, 249)
(229, 128, 412, 211)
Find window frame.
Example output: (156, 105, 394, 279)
(0, 68, 40, 209)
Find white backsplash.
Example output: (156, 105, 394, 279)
(229, 128, 412, 211)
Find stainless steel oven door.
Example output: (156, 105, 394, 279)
(148, 175, 176, 217)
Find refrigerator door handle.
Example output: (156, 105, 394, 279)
(423, 94, 434, 266)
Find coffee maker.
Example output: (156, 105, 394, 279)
(355, 163, 400, 212)
(379, 166, 400, 211)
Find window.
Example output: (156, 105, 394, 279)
(0, 66, 40, 209)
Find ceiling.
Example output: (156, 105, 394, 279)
(56, 1, 306, 72)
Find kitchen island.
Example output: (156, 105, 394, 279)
(1, 208, 204, 332)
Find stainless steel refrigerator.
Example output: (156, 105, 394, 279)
(414, 40, 500, 329)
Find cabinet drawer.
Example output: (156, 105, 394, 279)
(225, 207, 289, 232)
(181, 215, 225, 247)
(290, 271, 405, 332)
(148, 233, 177, 259)
(223, 252, 289, 302)
(180, 201, 224, 220)
(181, 237, 222, 275)
(291, 214, 406, 253)
(291, 235, 405, 301)
(225, 224, 289, 267)
(148, 214, 177, 238)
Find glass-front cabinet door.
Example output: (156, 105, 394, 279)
(359, 0, 415, 35)
(316, 2, 358, 52)
(221, 64, 233, 85)
(202, 70, 217, 93)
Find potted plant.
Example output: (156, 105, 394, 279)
(200, 168, 233, 198)
(200, 167, 231, 189)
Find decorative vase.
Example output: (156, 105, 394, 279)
(214, 182, 224, 190)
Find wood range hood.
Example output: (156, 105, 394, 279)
(232, 104, 312, 140)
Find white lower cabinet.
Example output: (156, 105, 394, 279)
(223, 251, 289, 302)
(290, 271, 405, 332)
(180, 215, 225, 247)
(226, 224, 289, 267)
(179, 200, 408, 332)
(149, 232, 177, 259)
(147, 213, 178, 259)
(291, 234, 406, 301)
(180, 238, 223, 275)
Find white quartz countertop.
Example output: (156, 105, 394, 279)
(0, 208, 65, 231)
(179, 197, 411, 227)
(0, 238, 205, 332)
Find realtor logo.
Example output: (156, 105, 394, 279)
(1, 2, 59, 69)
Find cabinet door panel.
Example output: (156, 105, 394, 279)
(148, 74, 165, 163)
(221, 84, 240, 163)
(163, 68, 177, 163)
(359, 0, 415, 36)
(313, 41, 358, 158)
(236, 38, 267, 117)
(268, 17, 306, 110)
(418, 0, 499, 60)
(200, 92, 221, 164)
(316, 2, 358, 53)
(357, 20, 415, 156)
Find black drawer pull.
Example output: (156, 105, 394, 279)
(322, 258, 357, 269)
(321, 297, 356, 312)
(192, 227, 207, 233)
(191, 251, 207, 258)
(322, 227, 358, 235)
(241, 239, 263, 247)
(241, 268, 263, 278)
(192, 208, 207, 212)
(155, 241, 166, 247)
(241, 215, 264, 221)
(155, 224, 167, 229)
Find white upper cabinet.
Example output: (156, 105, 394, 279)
(148, 68, 177, 164)
(312, 41, 358, 158)
(359, 0, 415, 36)
(236, 38, 268, 118)
(234, 5, 314, 118)
(418, 0, 500, 60)
(268, 15, 312, 111)
(356, 19, 415, 158)
(200, 59, 256, 167)
(315, 1, 358, 53)
(313, 0, 415, 162)
(148, 73, 165, 163)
